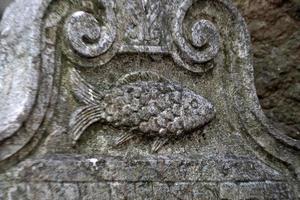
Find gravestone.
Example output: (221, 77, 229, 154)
(0, 0, 299, 199)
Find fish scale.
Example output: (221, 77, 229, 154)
(69, 69, 216, 152)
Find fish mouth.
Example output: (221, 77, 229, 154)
(190, 105, 216, 132)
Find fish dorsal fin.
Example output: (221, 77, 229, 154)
(116, 71, 169, 86)
(70, 68, 103, 105)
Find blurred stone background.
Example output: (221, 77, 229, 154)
(234, 0, 300, 140)
(0, 0, 299, 139)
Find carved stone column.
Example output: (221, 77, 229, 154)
(0, 0, 299, 199)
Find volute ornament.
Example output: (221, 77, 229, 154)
(0, 0, 298, 198)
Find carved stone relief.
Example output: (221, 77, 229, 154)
(62, 0, 221, 72)
(69, 69, 215, 152)
(0, 0, 299, 199)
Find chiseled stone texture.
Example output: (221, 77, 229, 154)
(0, 181, 294, 199)
(0, 0, 299, 199)
(0, 155, 296, 199)
(1, 0, 299, 140)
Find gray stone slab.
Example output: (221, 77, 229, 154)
(4, 155, 285, 183)
(0, 0, 299, 199)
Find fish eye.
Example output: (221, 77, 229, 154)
(126, 87, 134, 93)
(191, 99, 198, 109)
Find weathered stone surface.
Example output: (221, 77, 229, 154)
(1, 155, 286, 182)
(0, 181, 294, 199)
(0, 0, 299, 199)
(220, 182, 239, 199)
(1, 0, 299, 142)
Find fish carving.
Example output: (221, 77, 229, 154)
(69, 68, 216, 152)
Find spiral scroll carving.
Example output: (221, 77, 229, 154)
(172, 0, 220, 73)
(65, 11, 115, 58)
(63, 1, 117, 66)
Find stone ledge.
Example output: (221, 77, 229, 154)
(0, 181, 294, 200)
(3, 154, 285, 183)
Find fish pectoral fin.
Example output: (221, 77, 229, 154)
(151, 138, 169, 153)
(115, 132, 135, 146)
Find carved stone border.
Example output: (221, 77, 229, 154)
(171, 0, 220, 73)
(0, 0, 298, 185)
(62, 0, 221, 73)
(0, 0, 54, 170)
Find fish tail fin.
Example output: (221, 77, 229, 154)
(70, 68, 103, 105)
(69, 105, 103, 145)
